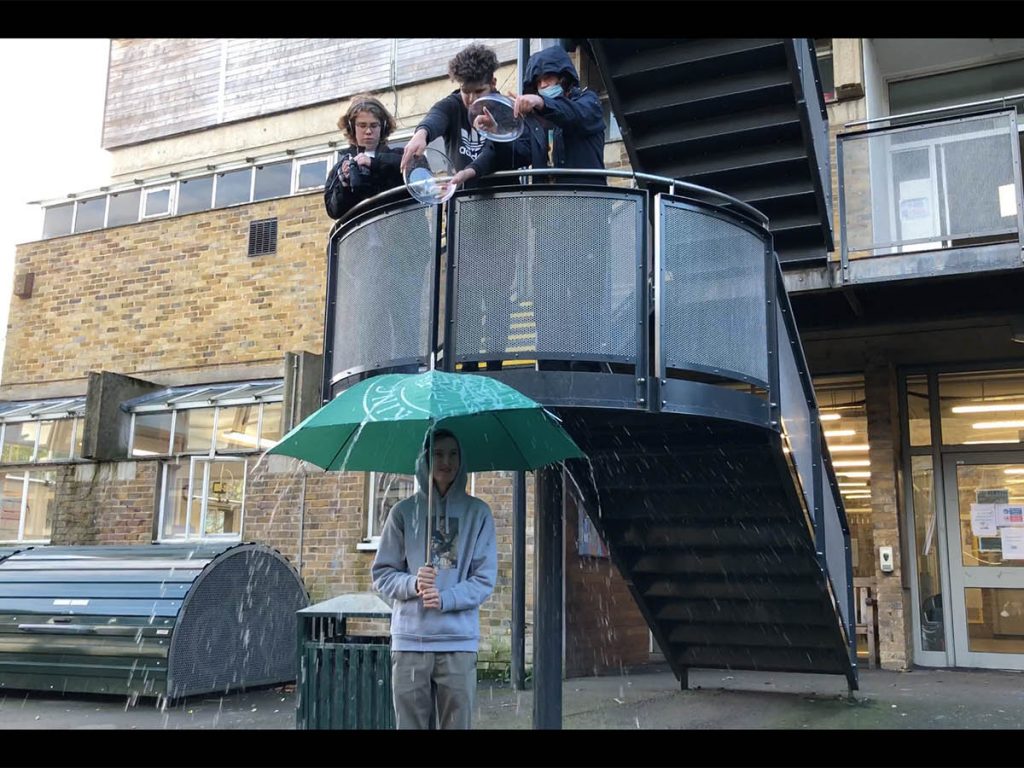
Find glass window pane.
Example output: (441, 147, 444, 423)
(132, 412, 173, 456)
(253, 161, 292, 201)
(966, 587, 1024, 654)
(37, 420, 74, 462)
(369, 472, 414, 538)
(0, 473, 25, 540)
(143, 188, 171, 217)
(215, 406, 260, 452)
(939, 369, 1024, 446)
(912, 455, 944, 652)
(298, 159, 328, 191)
(814, 374, 873, 577)
(23, 471, 55, 540)
(955, 463, 1024, 569)
(175, 408, 215, 453)
(260, 402, 283, 446)
(214, 168, 252, 207)
(1, 422, 38, 463)
(161, 462, 190, 539)
(73, 418, 84, 459)
(203, 459, 245, 536)
(42, 203, 74, 238)
(177, 176, 213, 215)
(106, 189, 141, 227)
(73, 196, 106, 233)
(907, 374, 932, 446)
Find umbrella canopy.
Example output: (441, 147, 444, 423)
(267, 370, 584, 474)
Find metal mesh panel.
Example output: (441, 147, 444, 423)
(332, 206, 436, 375)
(823, 485, 852, 633)
(842, 112, 1020, 256)
(661, 204, 768, 384)
(453, 194, 639, 361)
(169, 546, 307, 698)
(777, 304, 815, 523)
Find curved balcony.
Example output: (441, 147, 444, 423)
(322, 170, 857, 688)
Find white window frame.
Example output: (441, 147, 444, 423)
(142, 184, 175, 219)
(358, 471, 476, 550)
(157, 456, 247, 542)
(1, 470, 55, 544)
(293, 154, 332, 192)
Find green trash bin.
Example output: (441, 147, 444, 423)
(295, 593, 394, 729)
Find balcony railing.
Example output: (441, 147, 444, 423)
(322, 170, 855, 652)
(837, 106, 1024, 283)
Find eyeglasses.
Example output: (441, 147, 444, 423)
(355, 121, 381, 131)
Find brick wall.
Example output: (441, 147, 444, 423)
(864, 361, 911, 669)
(5, 195, 330, 386)
(52, 461, 159, 545)
(564, 492, 650, 677)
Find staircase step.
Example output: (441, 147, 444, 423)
(671, 645, 848, 673)
(643, 579, 826, 602)
(632, 104, 800, 153)
(616, 525, 811, 550)
(630, 551, 820, 576)
(666, 622, 840, 649)
(654, 142, 809, 182)
(618, 70, 793, 118)
(608, 39, 784, 79)
(653, 599, 833, 626)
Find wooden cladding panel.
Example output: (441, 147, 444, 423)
(103, 38, 518, 149)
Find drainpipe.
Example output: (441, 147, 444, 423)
(297, 472, 306, 575)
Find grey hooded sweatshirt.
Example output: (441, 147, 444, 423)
(370, 437, 497, 652)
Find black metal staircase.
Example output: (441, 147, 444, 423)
(588, 38, 833, 265)
(563, 410, 853, 683)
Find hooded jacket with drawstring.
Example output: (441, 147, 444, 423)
(472, 45, 606, 185)
(371, 436, 497, 652)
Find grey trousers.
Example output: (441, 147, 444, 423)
(391, 650, 477, 730)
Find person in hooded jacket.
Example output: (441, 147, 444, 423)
(324, 94, 404, 220)
(476, 46, 612, 369)
(472, 44, 606, 186)
(371, 428, 497, 730)
(399, 43, 520, 191)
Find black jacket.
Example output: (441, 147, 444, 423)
(416, 91, 519, 190)
(517, 46, 606, 185)
(324, 143, 404, 219)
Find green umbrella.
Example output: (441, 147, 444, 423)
(269, 369, 584, 473)
(267, 370, 584, 563)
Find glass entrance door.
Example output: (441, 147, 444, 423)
(942, 454, 1024, 670)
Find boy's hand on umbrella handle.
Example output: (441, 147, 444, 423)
(421, 586, 441, 610)
(416, 565, 436, 594)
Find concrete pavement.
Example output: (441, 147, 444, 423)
(2, 663, 1022, 730)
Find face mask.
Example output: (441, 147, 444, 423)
(539, 83, 563, 99)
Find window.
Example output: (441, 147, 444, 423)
(296, 156, 330, 191)
(814, 38, 835, 102)
(125, 380, 284, 542)
(73, 196, 106, 233)
(813, 374, 873, 577)
(0, 470, 55, 543)
(362, 472, 477, 546)
(177, 175, 214, 215)
(214, 168, 252, 207)
(601, 99, 622, 143)
(143, 185, 173, 218)
(253, 161, 292, 201)
(42, 203, 74, 238)
(365, 472, 417, 545)
(106, 189, 142, 228)
(0, 397, 87, 464)
(159, 457, 246, 540)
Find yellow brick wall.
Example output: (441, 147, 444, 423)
(5, 195, 330, 387)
